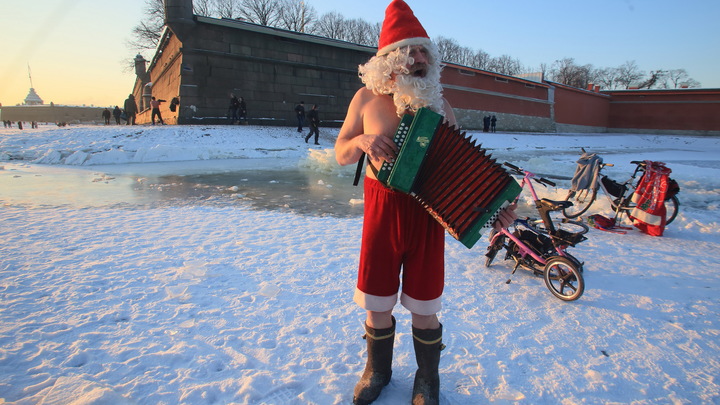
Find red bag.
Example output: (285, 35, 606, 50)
(589, 214, 630, 234)
(629, 161, 672, 236)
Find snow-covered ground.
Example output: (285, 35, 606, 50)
(1, 123, 719, 404)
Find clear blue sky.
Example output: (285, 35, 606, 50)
(1, 0, 717, 107)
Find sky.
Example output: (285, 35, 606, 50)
(1, 0, 718, 108)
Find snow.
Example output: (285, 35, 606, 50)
(1, 123, 719, 404)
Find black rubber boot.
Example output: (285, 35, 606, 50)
(411, 324, 443, 405)
(353, 317, 396, 405)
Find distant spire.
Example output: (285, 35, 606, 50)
(28, 63, 34, 88)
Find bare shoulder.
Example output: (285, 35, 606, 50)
(348, 87, 376, 108)
(442, 98, 457, 126)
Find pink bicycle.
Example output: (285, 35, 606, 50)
(485, 163, 588, 301)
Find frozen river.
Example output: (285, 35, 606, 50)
(3, 140, 718, 222)
(1, 160, 366, 217)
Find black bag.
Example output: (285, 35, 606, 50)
(601, 176, 627, 198)
(665, 178, 680, 200)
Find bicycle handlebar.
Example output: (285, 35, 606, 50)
(537, 177, 556, 187)
(503, 162, 555, 187)
(504, 162, 522, 173)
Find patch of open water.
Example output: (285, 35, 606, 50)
(0, 161, 365, 218)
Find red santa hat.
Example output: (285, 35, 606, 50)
(377, 0, 431, 56)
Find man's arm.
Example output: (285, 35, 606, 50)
(335, 88, 400, 167)
(335, 90, 367, 166)
(442, 98, 457, 127)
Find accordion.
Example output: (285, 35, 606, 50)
(377, 108, 521, 248)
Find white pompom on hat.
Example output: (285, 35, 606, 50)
(376, 0, 432, 56)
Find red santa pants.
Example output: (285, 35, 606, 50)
(354, 177, 445, 316)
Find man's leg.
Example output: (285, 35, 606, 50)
(367, 310, 393, 329)
(411, 312, 443, 405)
(411, 313, 439, 330)
(354, 310, 395, 405)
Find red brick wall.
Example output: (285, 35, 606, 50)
(441, 65, 551, 118)
(553, 83, 610, 128)
(605, 89, 720, 132)
(440, 64, 718, 133)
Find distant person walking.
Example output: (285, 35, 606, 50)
(150, 97, 165, 125)
(113, 106, 122, 124)
(124, 94, 138, 125)
(295, 101, 305, 132)
(238, 97, 248, 124)
(491, 115, 497, 133)
(228, 93, 240, 124)
(102, 108, 111, 125)
(304, 104, 320, 145)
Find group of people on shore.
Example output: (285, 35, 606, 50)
(113, 94, 167, 126)
(3, 120, 59, 129)
(227, 94, 248, 125)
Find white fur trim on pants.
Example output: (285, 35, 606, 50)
(354, 288, 441, 315)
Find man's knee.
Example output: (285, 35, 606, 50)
(367, 310, 394, 329)
(411, 313, 439, 330)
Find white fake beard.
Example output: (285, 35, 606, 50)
(359, 46, 445, 117)
(391, 72, 444, 117)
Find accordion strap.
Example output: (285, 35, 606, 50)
(353, 152, 366, 186)
(353, 152, 379, 186)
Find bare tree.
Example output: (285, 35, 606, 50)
(314, 12, 346, 40)
(276, 0, 317, 33)
(615, 60, 644, 89)
(128, 0, 165, 52)
(341, 18, 378, 46)
(193, 0, 213, 16)
(537, 63, 550, 80)
(683, 78, 702, 88)
(489, 55, 524, 76)
(663, 69, 702, 88)
(548, 58, 594, 88)
(637, 70, 666, 89)
(593, 67, 620, 90)
(434, 36, 477, 67)
(215, 0, 240, 19)
(434, 36, 462, 64)
(239, 0, 279, 25)
(471, 49, 492, 70)
(366, 22, 381, 47)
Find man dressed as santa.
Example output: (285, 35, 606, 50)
(335, 1, 516, 404)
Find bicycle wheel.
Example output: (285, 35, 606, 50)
(532, 218, 590, 235)
(560, 219, 590, 235)
(543, 256, 584, 301)
(665, 195, 679, 225)
(561, 252, 584, 273)
(562, 188, 597, 219)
